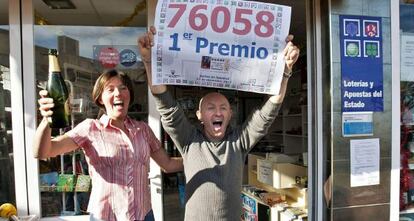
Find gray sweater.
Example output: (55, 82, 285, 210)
(154, 91, 281, 221)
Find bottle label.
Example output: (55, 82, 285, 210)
(65, 98, 71, 116)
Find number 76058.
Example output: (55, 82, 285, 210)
(167, 4, 275, 38)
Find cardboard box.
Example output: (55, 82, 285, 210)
(257, 159, 274, 186)
(248, 153, 266, 186)
(272, 163, 307, 189)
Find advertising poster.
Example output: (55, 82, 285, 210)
(93, 45, 140, 69)
(241, 193, 257, 221)
(152, 0, 292, 95)
(340, 15, 383, 112)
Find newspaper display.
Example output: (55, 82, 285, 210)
(152, 0, 291, 94)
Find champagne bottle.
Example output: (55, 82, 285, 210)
(46, 49, 71, 128)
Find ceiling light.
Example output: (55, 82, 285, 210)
(42, 0, 76, 9)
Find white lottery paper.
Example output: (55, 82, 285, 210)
(152, 0, 291, 95)
(350, 138, 380, 187)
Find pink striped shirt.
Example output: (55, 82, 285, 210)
(66, 114, 160, 221)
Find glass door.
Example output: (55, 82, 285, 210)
(0, 0, 16, 208)
(27, 0, 151, 218)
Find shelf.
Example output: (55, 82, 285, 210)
(40, 190, 91, 193)
(242, 190, 268, 206)
(287, 93, 302, 97)
(285, 134, 306, 138)
(400, 207, 414, 214)
(292, 183, 308, 190)
(271, 133, 284, 136)
(284, 114, 302, 117)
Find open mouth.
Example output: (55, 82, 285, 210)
(113, 101, 124, 107)
(212, 120, 223, 131)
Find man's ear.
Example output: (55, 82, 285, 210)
(196, 110, 202, 121)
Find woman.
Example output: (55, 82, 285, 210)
(33, 69, 183, 221)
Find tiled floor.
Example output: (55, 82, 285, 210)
(163, 188, 185, 221)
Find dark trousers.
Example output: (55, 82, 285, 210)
(143, 210, 154, 221)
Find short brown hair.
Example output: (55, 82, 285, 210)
(92, 69, 134, 110)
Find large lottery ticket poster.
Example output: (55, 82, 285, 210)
(152, 0, 291, 95)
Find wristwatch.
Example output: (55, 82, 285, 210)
(283, 70, 293, 78)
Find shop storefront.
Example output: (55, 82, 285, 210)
(0, 0, 409, 221)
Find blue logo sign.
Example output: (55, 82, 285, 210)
(344, 40, 360, 57)
(345, 21, 359, 36)
(340, 15, 383, 112)
(364, 41, 380, 58)
(344, 19, 360, 37)
(120, 49, 137, 67)
(363, 20, 379, 38)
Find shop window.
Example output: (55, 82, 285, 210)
(400, 1, 414, 219)
(33, 0, 148, 217)
(0, 1, 16, 207)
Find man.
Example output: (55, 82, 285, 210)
(138, 26, 299, 221)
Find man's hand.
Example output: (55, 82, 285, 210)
(138, 26, 156, 64)
(138, 26, 167, 94)
(269, 35, 300, 104)
(283, 35, 300, 72)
